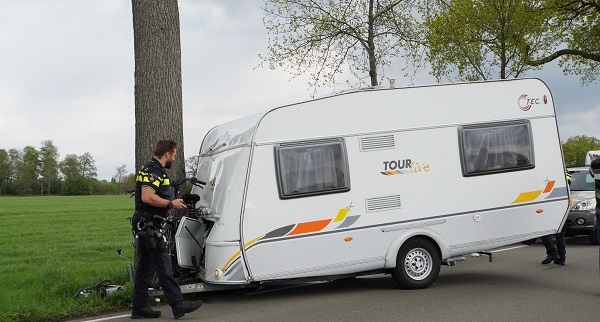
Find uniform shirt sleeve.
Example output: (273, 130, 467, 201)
(137, 166, 163, 191)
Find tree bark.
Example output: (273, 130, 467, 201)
(132, 0, 185, 181)
(367, 0, 378, 86)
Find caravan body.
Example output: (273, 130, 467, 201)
(181, 78, 569, 289)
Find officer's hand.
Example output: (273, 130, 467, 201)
(172, 198, 186, 210)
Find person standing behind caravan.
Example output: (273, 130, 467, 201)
(540, 169, 568, 265)
(131, 140, 202, 319)
(589, 154, 600, 244)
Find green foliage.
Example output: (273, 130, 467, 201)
(1, 141, 128, 196)
(60, 154, 82, 180)
(62, 177, 92, 196)
(562, 135, 600, 167)
(0, 195, 135, 322)
(260, 0, 420, 91)
(40, 140, 60, 195)
(0, 149, 10, 194)
(420, 0, 556, 82)
(545, 0, 600, 84)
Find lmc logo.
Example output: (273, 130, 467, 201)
(518, 94, 548, 111)
(518, 94, 532, 111)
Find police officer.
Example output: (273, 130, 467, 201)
(540, 169, 570, 265)
(131, 139, 202, 319)
(589, 154, 600, 245)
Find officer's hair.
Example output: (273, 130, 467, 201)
(154, 140, 177, 157)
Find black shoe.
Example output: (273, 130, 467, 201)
(172, 300, 202, 319)
(541, 255, 559, 264)
(131, 307, 161, 319)
(554, 259, 565, 265)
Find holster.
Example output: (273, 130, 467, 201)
(136, 226, 168, 251)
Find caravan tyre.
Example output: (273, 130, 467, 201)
(391, 238, 441, 289)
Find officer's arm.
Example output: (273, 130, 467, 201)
(140, 186, 187, 209)
(141, 186, 170, 208)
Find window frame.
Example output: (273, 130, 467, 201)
(274, 138, 351, 199)
(458, 120, 535, 177)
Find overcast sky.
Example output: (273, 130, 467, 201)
(0, 0, 599, 181)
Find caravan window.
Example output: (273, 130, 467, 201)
(275, 139, 350, 199)
(459, 121, 534, 176)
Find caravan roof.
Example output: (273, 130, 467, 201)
(199, 78, 555, 155)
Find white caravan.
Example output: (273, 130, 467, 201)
(176, 78, 569, 290)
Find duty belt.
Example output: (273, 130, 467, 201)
(136, 211, 167, 231)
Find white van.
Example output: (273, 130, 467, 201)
(176, 78, 569, 291)
(584, 150, 600, 166)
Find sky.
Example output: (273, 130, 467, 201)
(0, 0, 599, 181)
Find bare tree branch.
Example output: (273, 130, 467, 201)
(529, 49, 600, 66)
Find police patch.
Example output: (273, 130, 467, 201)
(149, 173, 158, 181)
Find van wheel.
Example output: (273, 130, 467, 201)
(391, 238, 440, 289)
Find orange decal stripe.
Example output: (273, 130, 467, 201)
(287, 219, 332, 236)
(512, 190, 543, 204)
(543, 180, 555, 193)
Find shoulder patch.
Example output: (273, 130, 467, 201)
(148, 173, 158, 182)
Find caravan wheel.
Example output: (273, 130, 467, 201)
(391, 237, 441, 289)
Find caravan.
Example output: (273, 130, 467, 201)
(175, 78, 570, 290)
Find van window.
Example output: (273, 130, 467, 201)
(275, 139, 350, 199)
(459, 121, 534, 176)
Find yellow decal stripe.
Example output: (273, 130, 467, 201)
(244, 235, 263, 248)
(222, 235, 264, 272)
(512, 190, 543, 204)
(334, 208, 349, 222)
(222, 251, 241, 272)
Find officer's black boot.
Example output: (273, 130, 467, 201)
(131, 306, 161, 319)
(172, 300, 202, 319)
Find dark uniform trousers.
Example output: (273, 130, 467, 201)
(132, 216, 183, 310)
(541, 229, 566, 260)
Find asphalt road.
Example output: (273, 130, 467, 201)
(73, 236, 600, 322)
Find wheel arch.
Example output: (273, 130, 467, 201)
(383, 228, 450, 269)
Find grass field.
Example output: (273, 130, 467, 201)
(0, 195, 136, 322)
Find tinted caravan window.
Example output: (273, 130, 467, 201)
(275, 139, 350, 199)
(459, 121, 534, 176)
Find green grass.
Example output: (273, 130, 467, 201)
(0, 195, 136, 322)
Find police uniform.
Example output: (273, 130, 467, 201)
(590, 158, 600, 243)
(131, 158, 184, 311)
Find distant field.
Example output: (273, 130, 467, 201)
(0, 195, 136, 322)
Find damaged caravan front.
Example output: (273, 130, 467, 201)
(176, 78, 570, 290)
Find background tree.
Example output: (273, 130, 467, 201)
(562, 135, 600, 167)
(60, 154, 81, 179)
(529, 0, 600, 83)
(5, 149, 22, 195)
(132, 0, 185, 181)
(0, 149, 9, 194)
(113, 164, 128, 193)
(39, 140, 60, 195)
(420, 0, 556, 81)
(185, 155, 199, 178)
(18, 146, 41, 195)
(60, 154, 89, 195)
(78, 152, 97, 179)
(260, 0, 420, 91)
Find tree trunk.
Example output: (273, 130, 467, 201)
(132, 0, 185, 181)
(367, 0, 378, 86)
